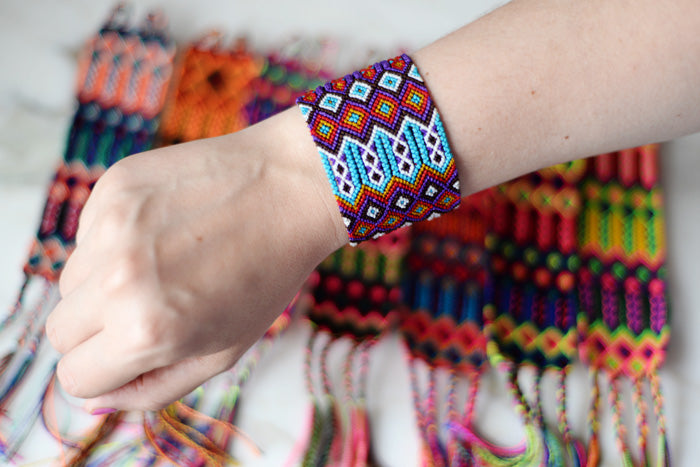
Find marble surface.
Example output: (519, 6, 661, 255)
(1, 0, 700, 465)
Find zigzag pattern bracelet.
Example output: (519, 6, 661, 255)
(297, 54, 461, 244)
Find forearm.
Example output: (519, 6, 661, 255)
(412, 0, 700, 194)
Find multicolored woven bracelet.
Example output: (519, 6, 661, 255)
(296, 53, 461, 244)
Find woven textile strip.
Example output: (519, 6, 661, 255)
(26, 10, 174, 281)
(297, 54, 461, 244)
(156, 33, 262, 146)
(297, 230, 407, 467)
(0, 6, 174, 461)
(400, 192, 493, 467)
(246, 50, 332, 124)
(485, 162, 588, 466)
(577, 146, 670, 467)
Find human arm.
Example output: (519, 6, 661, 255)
(413, 0, 700, 194)
(47, 0, 700, 412)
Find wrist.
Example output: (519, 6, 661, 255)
(238, 108, 349, 264)
(280, 106, 351, 255)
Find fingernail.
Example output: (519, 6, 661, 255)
(91, 407, 117, 415)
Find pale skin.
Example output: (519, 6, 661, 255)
(46, 0, 700, 412)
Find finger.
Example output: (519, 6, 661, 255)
(45, 283, 103, 354)
(58, 239, 92, 298)
(56, 330, 157, 399)
(76, 167, 114, 246)
(75, 193, 97, 246)
(82, 348, 239, 412)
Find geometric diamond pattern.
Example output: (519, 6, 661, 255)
(488, 314, 578, 369)
(297, 54, 460, 244)
(486, 162, 585, 369)
(579, 320, 670, 379)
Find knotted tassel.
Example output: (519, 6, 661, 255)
(650, 371, 670, 467)
(299, 331, 338, 467)
(295, 228, 406, 466)
(340, 342, 372, 467)
(406, 360, 447, 467)
(556, 368, 586, 467)
(585, 369, 602, 467)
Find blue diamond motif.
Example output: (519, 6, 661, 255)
(349, 81, 372, 102)
(378, 72, 402, 92)
(319, 123, 332, 136)
(319, 94, 342, 112)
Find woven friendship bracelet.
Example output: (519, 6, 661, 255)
(296, 54, 461, 244)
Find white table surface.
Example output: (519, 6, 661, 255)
(1, 1, 700, 466)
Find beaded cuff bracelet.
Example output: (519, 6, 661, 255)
(296, 54, 461, 244)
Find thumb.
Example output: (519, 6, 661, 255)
(82, 347, 240, 413)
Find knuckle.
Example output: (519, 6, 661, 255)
(92, 181, 145, 238)
(97, 198, 135, 237)
(128, 311, 172, 358)
(96, 163, 133, 195)
(102, 250, 146, 294)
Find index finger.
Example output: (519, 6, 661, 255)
(56, 329, 162, 399)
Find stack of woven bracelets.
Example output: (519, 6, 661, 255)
(297, 53, 671, 467)
(0, 10, 333, 465)
(0, 13, 674, 466)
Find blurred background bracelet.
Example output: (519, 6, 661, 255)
(297, 53, 461, 244)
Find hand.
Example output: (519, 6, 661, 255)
(45, 108, 347, 412)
